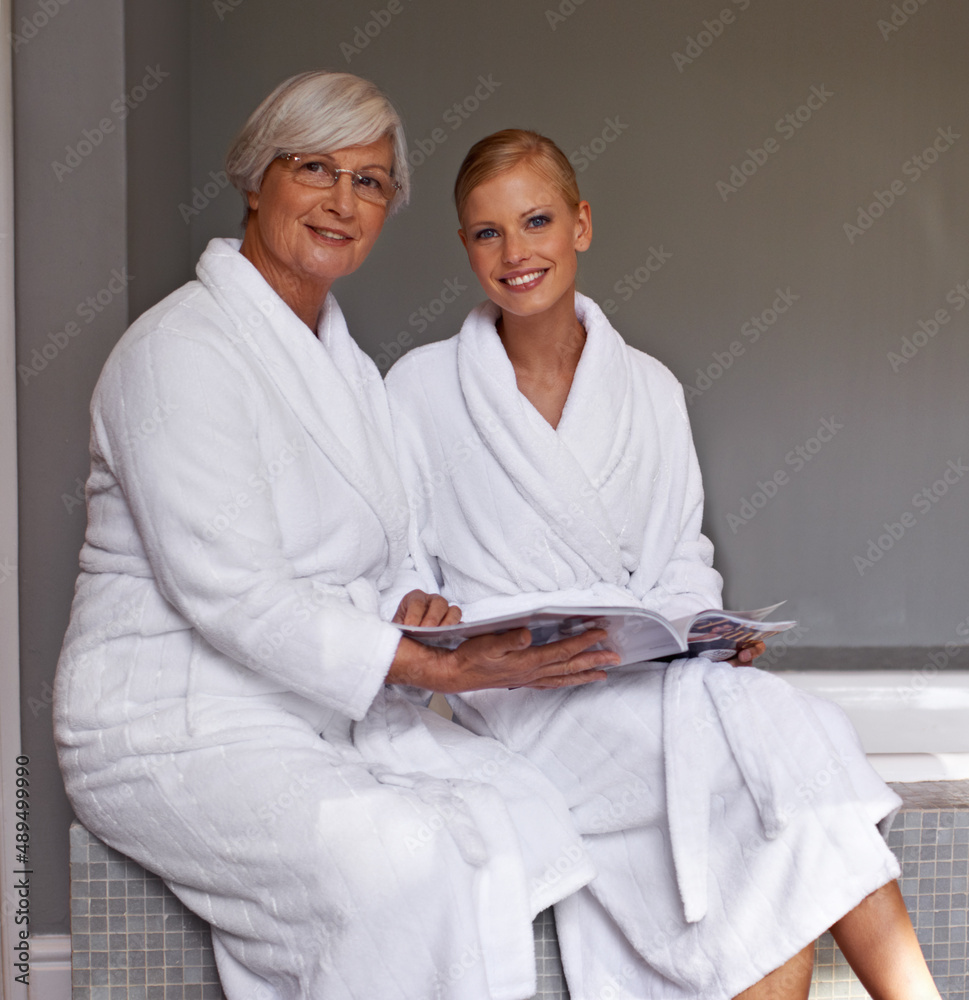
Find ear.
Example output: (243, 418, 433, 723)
(458, 227, 469, 251)
(247, 188, 259, 213)
(573, 201, 592, 253)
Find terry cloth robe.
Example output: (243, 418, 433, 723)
(384, 293, 903, 1000)
(54, 239, 600, 1000)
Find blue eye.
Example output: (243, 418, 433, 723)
(526, 214, 551, 228)
(473, 227, 499, 240)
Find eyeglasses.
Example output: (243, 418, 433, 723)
(278, 153, 400, 205)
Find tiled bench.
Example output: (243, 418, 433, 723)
(69, 785, 969, 1000)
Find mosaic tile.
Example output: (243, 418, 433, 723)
(70, 807, 968, 1000)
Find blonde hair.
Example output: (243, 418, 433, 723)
(454, 129, 580, 221)
(226, 71, 409, 218)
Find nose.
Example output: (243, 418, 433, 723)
(323, 171, 356, 216)
(502, 232, 529, 264)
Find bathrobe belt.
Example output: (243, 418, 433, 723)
(663, 659, 792, 923)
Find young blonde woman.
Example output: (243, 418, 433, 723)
(385, 130, 941, 1000)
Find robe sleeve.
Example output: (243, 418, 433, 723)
(380, 387, 447, 618)
(91, 324, 401, 721)
(635, 377, 724, 620)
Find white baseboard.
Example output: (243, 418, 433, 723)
(26, 936, 70, 1000)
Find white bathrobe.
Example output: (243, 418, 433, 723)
(385, 293, 903, 999)
(54, 240, 601, 1000)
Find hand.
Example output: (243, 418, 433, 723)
(392, 589, 463, 627)
(386, 628, 619, 693)
(728, 640, 766, 667)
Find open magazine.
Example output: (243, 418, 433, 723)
(396, 603, 796, 668)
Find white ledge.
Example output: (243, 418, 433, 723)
(777, 670, 969, 780)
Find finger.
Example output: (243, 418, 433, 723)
(419, 593, 452, 626)
(731, 641, 766, 666)
(401, 591, 431, 626)
(392, 591, 420, 624)
(464, 628, 532, 656)
(521, 627, 611, 668)
(523, 648, 619, 689)
(441, 603, 463, 626)
(561, 648, 620, 674)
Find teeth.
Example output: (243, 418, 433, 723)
(505, 270, 545, 287)
(313, 228, 349, 240)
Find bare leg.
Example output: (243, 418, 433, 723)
(830, 881, 941, 1000)
(733, 942, 814, 1000)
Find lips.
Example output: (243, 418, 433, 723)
(309, 225, 352, 242)
(500, 268, 547, 289)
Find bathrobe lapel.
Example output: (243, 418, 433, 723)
(456, 296, 639, 586)
(197, 239, 408, 588)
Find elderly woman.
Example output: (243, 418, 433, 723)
(385, 129, 942, 1000)
(53, 74, 617, 1000)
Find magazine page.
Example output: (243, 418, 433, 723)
(670, 604, 797, 661)
(397, 605, 686, 667)
(396, 603, 798, 667)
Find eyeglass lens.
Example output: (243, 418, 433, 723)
(287, 157, 396, 202)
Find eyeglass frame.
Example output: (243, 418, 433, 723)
(277, 153, 401, 204)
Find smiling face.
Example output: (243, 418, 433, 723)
(240, 136, 394, 324)
(458, 160, 591, 323)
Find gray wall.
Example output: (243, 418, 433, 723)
(14, 0, 128, 935)
(15, 0, 969, 934)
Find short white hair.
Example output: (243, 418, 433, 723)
(226, 71, 410, 217)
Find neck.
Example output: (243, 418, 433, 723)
(495, 290, 586, 430)
(240, 234, 331, 332)
(497, 290, 585, 379)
